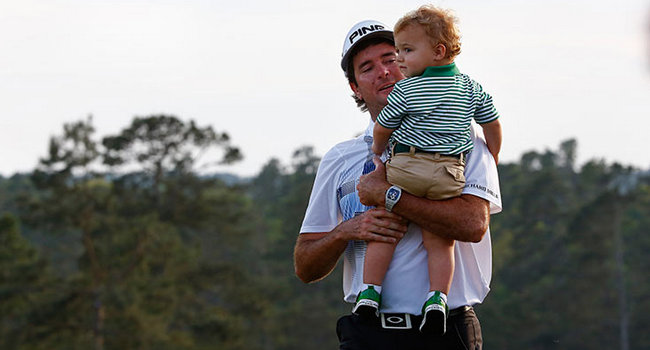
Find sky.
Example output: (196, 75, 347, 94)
(1, 0, 649, 177)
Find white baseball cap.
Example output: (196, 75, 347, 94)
(341, 20, 394, 72)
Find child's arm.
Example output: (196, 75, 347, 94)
(372, 124, 395, 155)
(480, 119, 502, 164)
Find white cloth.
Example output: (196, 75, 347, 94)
(300, 119, 502, 314)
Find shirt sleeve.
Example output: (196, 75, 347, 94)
(376, 82, 408, 129)
(472, 81, 499, 125)
(462, 123, 502, 214)
(299, 147, 344, 233)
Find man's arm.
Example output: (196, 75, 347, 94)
(294, 208, 407, 283)
(357, 157, 490, 243)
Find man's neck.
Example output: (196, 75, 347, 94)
(368, 108, 380, 122)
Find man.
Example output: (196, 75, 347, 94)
(294, 20, 501, 349)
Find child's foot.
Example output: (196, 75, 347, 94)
(419, 291, 448, 335)
(352, 286, 381, 318)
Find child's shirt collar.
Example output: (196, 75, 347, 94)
(421, 63, 460, 77)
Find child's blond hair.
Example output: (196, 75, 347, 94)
(395, 5, 461, 60)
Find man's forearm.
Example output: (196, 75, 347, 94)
(393, 193, 490, 242)
(294, 232, 348, 283)
(294, 208, 408, 283)
(357, 157, 490, 242)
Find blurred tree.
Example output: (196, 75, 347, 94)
(249, 146, 348, 350)
(19, 116, 262, 350)
(483, 141, 649, 350)
(624, 182, 650, 350)
(102, 115, 241, 180)
(0, 214, 57, 348)
(485, 143, 579, 348)
(4, 122, 650, 350)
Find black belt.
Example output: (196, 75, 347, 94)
(392, 143, 462, 159)
(360, 305, 473, 330)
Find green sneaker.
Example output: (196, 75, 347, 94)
(419, 291, 448, 334)
(352, 286, 381, 318)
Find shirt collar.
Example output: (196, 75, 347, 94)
(365, 118, 374, 137)
(365, 118, 389, 160)
(421, 63, 460, 77)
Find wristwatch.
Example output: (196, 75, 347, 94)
(385, 185, 402, 212)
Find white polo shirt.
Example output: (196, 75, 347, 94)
(300, 119, 502, 314)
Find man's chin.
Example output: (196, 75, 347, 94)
(377, 88, 393, 104)
(378, 85, 394, 96)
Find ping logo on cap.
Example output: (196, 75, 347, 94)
(348, 24, 385, 44)
(341, 20, 392, 71)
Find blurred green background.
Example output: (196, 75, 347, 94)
(1, 116, 648, 349)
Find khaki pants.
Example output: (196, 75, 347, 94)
(386, 151, 465, 200)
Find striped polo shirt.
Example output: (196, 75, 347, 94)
(376, 63, 499, 155)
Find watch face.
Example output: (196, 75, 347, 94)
(387, 188, 399, 201)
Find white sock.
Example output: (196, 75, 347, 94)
(364, 284, 382, 294)
(427, 290, 447, 304)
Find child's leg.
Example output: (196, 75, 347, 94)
(363, 241, 398, 286)
(353, 240, 399, 317)
(421, 230, 455, 294)
(419, 229, 454, 334)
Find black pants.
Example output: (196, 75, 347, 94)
(336, 306, 482, 350)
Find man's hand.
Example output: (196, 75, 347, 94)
(358, 156, 391, 207)
(341, 207, 408, 244)
(294, 207, 407, 283)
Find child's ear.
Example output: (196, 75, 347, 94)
(433, 43, 447, 60)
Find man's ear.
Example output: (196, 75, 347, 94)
(349, 81, 362, 100)
(433, 43, 447, 60)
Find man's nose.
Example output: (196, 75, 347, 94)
(378, 64, 391, 77)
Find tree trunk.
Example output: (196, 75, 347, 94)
(613, 201, 629, 350)
(94, 296, 105, 350)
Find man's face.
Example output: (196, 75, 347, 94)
(395, 24, 437, 77)
(350, 41, 405, 117)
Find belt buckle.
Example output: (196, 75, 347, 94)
(380, 313, 412, 329)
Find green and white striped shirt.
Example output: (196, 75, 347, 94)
(376, 63, 499, 155)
